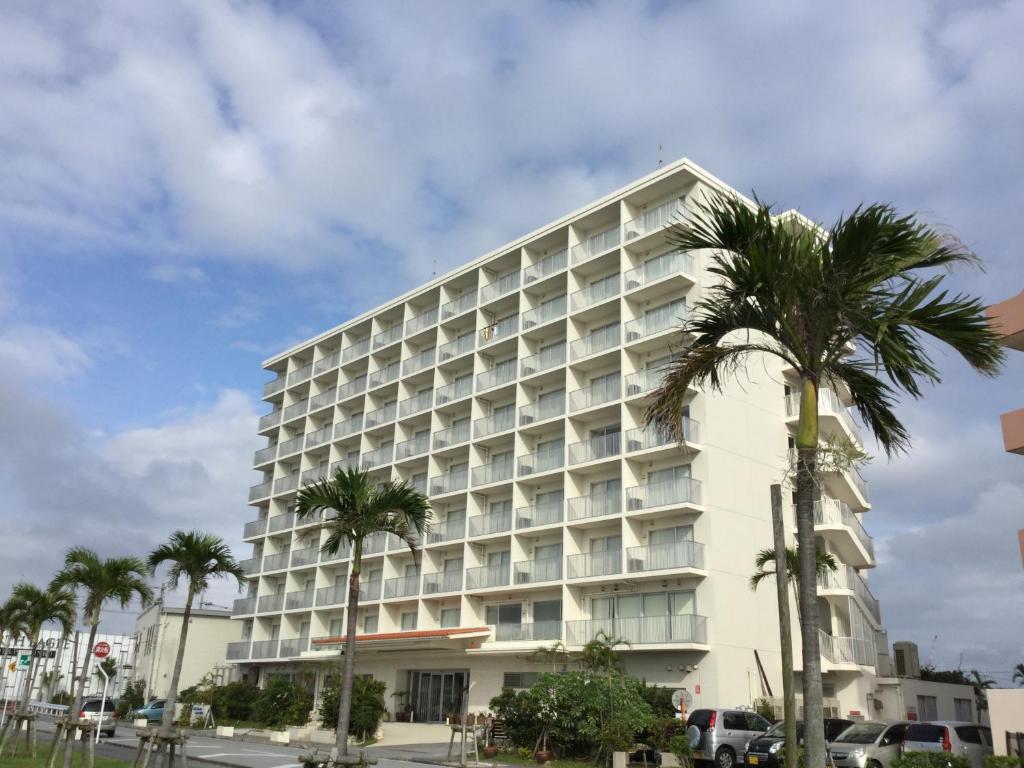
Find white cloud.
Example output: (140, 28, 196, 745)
(145, 263, 207, 284)
(0, 323, 91, 381)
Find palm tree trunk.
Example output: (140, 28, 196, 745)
(795, 377, 825, 768)
(769, 486, 797, 768)
(160, 583, 196, 736)
(335, 542, 362, 757)
(18, 628, 42, 714)
(63, 614, 99, 768)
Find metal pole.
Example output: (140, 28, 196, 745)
(95, 665, 109, 745)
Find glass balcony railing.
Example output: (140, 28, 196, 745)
(436, 377, 473, 404)
(368, 362, 400, 389)
(258, 410, 282, 431)
(468, 510, 512, 537)
(624, 305, 689, 342)
(570, 326, 620, 360)
(622, 197, 686, 241)
(432, 421, 471, 449)
(301, 465, 328, 485)
(250, 639, 278, 659)
(372, 325, 402, 350)
(624, 369, 667, 397)
(277, 435, 304, 457)
(439, 333, 475, 361)
(520, 343, 566, 377)
(466, 564, 510, 590)
(305, 424, 333, 449)
(472, 459, 514, 487)
(257, 593, 285, 613)
(406, 307, 439, 335)
(309, 388, 337, 411)
(625, 477, 702, 510)
(290, 546, 320, 568)
(480, 315, 518, 346)
(515, 501, 563, 529)
(226, 640, 251, 660)
(519, 393, 565, 425)
(480, 272, 521, 303)
(268, 512, 295, 532)
(514, 558, 562, 584)
(474, 409, 516, 437)
(566, 490, 622, 522)
(288, 362, 313, 385)
(239, 557, 261, 576)
(570, 275, 620, 311)
(441, 292, 477, 320)
(273, 474, 299, 494)
(566, 614, 707, 646)
(624, 419, 699, 451)
(232, 597, 255, 615)
(363, 531, 388, 555)
(361, 444, 393, 469)
(337, 376, 367, 401)
(428, 518, 466, 544)
(278, 637, 310, 657)
(313, 351, 340, 376)
(383, 575, 420, 599)
(402, 348, 436, 375)
(569, 377, 621, 411)
(283, 398, 309, 421)
(430, 470, 469, 495)
(522, 296, 567, 329)
(398, 391, 433, 418)
(315, 585, 346, 607)
(243, 518, 267, 538)
(341, 338, 370, 362)
(262, 551, 290, 572)
(626, 540, 705, 573)
(518, 446, 564, 476)
(624, 250, 695, 290)
(263, 376, 286, 398)
(285, 589, 314, 611)
(396, 433, 431, 460)
(253, 445, 277, 466)
(494, 621, 562, 642)
(365, 403, 397, 428)
(248, 480, 272, 501)
(571, 225, 621, 264)
(566, 550, 621, 579)
(568, 432, 621, 464)
(523, 248, 568, 283)
(423, 571, 464, 594)
(358, 580, 383, 602)
(477, 362, 517, 392)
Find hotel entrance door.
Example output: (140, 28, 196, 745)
(408, 670, 467, 723)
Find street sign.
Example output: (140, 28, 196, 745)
(15, 654, 30, 671)
(93, 641, 111, 658)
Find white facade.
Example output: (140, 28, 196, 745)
(230, 157, 886, 722)
(133, 604, 240, 700)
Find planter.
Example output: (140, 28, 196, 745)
(270, 730, 290, 744)
(395, 711, 411, 722)
(483, 746, 500, 759)
(534, 750, 553, 764)
(134, 718, 149, 728)
(216, 726, 235, 738)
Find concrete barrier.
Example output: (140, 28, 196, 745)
(270, 730, 290, 744)
(216, 725, 235, 738)
(134, 718, 149, 728)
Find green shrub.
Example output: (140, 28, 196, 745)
(211, 681, 260, 721)
(640, 684, 678, 716)
(121, 679, 146, 714)
(893, 752, 971, 768)
(318, 675, 388, 740)
(251, 677, 313, 729)
(52, 691, 72, 706)
(490, 687, 542, 749)
(668, 733, 694, 768)
(644, 715, 684, 751)
(984, 757, 1021, 768)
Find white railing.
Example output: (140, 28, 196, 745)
(480, 271, 521, 303)
(519, 392, 566, 425)
(399, 391, 433, 418)
(477, 361, 517, 391)
(468, 509, 512, 537)
(785, 387, 863, 444)
(570, 275, 620, 310)
(569, 376, 621, 411)
(517, 445, 564, 476)
(813, 497, 875, 560)
(480, 315, 518, 346)
(571, 326, 620, 360)
(472, 458, 514, 486)
(626, 540, 705, 572)
(571, 225, 621, 264)
(566, 550, 621, 578)
(372, 325, 402, 349)
(466, 564, 510, 589)
(522, 296, 567, 328)
(626, 477, 702, 510)
(515, 500, 563, 529)
(625, 250, 695, 290)
(430, 470, 469, 495)
(521, 343, 566, 376)
(818, 629, 876, 667)
(439, 332, 475, 361)
(566, 490, 621, 521)
(474, 409, 516, 437)
(432, 422, 471, 449)
(523, 248, 568, 283)
(406, 307, 439, 335)
(341, 338, 370, 362)
(568, 432, 621, 464)
(441, 292, 476, 319)
(567, 614, 707, 646)
(818, 565, 881, 623)
(622, 197, 686, 240)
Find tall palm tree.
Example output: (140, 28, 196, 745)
(296, 467, 430, 756)
(1013, 663, 1024, 687)
(750, 546, 839, 621)
(49, 547, 152, 768)
(148, 531, 244, 740)
(3, 584, 76, 714)
(968, 669, 996, 712)
(646, 194, 1004, 768)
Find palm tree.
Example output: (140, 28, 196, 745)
(296, 467, 430, 756)
(579, 630, 629, 674)
(968, 669, 996, 712)
(4, 584, 77, 713)
(528, 641, 574, 673)
(646, 194, 1004, 768)
(0, 599, 27, 711)
(49, 547, 152, 768)
(750, 546, 838, 621)
(1013, 663, 1024, 687)
(93, 657, 118, 683)
(147, 531, 244, 740)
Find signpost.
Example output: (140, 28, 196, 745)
(93, 643, 111, 744)
(93, 642, 110, 659)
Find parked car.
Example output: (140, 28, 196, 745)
(744, 718, 855, 768)
(828, 720, 910, 768)
(687, 708, 773, 768)
(79, 697, 117, 737)
(902, 722, 993, 768)
(132, 699, 167, 723)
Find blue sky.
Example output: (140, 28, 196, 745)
(1, 0, 1022, 684)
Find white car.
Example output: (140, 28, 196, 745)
(79, 698, 117, 737)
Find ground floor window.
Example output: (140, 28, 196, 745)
(954, 698, 973, 721)
(406, 670, 467, 723)
(917, 695, 938, 721)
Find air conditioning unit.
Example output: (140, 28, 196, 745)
(627, 498, 644, 511)
(626, 279, 641, 290)
(522, 365, 536, 376)
(627, 558, 645, 572)
(627, 439, 643, 452)
(524, 319, 536, 329)
(627, 384, 642, 396)
(627, 331, 641, 342)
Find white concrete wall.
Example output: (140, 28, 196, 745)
(874, 677, 980, 723)
(987, 689, 1024, 755)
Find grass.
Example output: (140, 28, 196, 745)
(2, 757, 130, 768)
(492, 751, 596, 768)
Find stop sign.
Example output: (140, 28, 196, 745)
(93, 641, 111, 658)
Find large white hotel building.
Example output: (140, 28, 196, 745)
(228, 158, 889, 722)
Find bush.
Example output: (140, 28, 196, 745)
(490, 687, 542, 749)
(984, 758, 1021, 768)
(121, 679, 146, 715)
(644, 715, 684, 751)
(211, 681, 260, 722)
(893, 752, 971, 768)
(640, 684, 678, 716)
(668, 733, 694, 768)
(251, 677, 313, 729)
(52, 691, 72, 706)
(319, 675, 388, 740)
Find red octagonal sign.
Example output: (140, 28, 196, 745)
(93, 641, 111, 659)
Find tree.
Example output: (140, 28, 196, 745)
(579, 630, 628, 674)
(646, 194, 1003, 768)
(1013, 663, 1024, 687)
(94, 657, 118, 682)
(295, 467, 430, 757)
(49, 548, 152, 768)
(968, 670, 995, 712)
(147, 531, 244, 742)
(750, 546, 839, 621)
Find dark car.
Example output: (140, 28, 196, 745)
(745, 718, 855, 768)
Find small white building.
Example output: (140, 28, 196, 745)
(987, 689, 1024, 757)
(132, 604, 240, 700)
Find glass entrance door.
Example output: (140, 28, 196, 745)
(410, 670, 468, 722)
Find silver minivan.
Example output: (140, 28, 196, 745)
(688, 708, 773, 768)
(902, 722, 993, 768)
(828, 720, 910, 768)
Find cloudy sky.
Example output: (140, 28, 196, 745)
(1, 0, 1022, 684)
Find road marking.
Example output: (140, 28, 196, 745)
(267, 763, 301, 768)
(202, 752, 295, 758)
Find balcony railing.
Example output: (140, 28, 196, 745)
(305, 424, 333, 450)
(258, 410, 282, 431)
(623, 197, 686, 241)
(288, 362, 313, 385)
(474, 409, 516, 437)
(568, 432, 621, 464)
(514, 557, 562, 584)
(423, 571, 464, 594)
(569, 376, 621, 411)
(239, 557, 261, 576)
(361, 444, 393, 469)
(522, 296, 567, 329)
(329, 456, 359, 475)
(566, 614, 707, 646)
(566, 489, 622, 521)
(516, 501, 563, 529)
(243, 518, 267, 538)
(625, 419, 699, 451)
(477, 362, 517, 392)
(341, 338, 370, 362)
(472, 459, 514, 486)
(523, 248, 568, 283)
(818, 629, 876, 667)
(625, 250, 695, 290)
(626, 540, 705, 572)
(480, 315, 518, 346)
(364, 531, 388, 555)
(248, 480, 272, 501)
(436, 377, 473, 405)
(301, 465, 328, 485)
(428, 518, 465, 543)
(480, 271, 521, 303)
(232, 597, 255, 615)
(624, 369, 665, 397)
(384, 575, 420, 599)
(441, 292, 477, 319)
(626, 477, 702, 510)
(566, 550, 621, 578)
(257, 593, 285, 613)
(337, 376, 367, 400)
(369, 362, 400, 389)
(406, 307, 439, 335)
(250, 639, 279, 659)
(268, 512, 295, 533)
(372, 325, 402, 349)
(571, 326, 621, 360)
(439, 333, 475, 361)
(226, 640, 251, 660)
(399, 391, 433, 418)
(365, 402, 397, 429)
(432, 422, 471, 449)
(571, 225, 621, 264)
(254, 444, 277, 465)
(785, 387, 863, 444)
(468, 509, 512, 537)
(290, 545, 320, 568)
(519, 393, 566, 425)
(358, 580, 383, 602)
(264, 376, 286, 398)
(285, 589, 314, 611)
(493, 621, 562, 642)
(316, 585, 346, 607)
(570, 275, 620, 311)
(520, 343, 566, 377)
(310, 388, 337, 411)
(430, 470, 468, 495)
(813, 497, 874, 560)
(624, 305, 689, 341)
(278, 435, 304, 457)
(403, 347, 436, 375)
(262, 552, 290, 572)
(518, 446, 564, 476)
(818, 565, 881, 624)
(283, 398, 309, 421)
(314, 351, 340, 376)
(278, 637, 310, 657)
(396, 433, 430, 460)
(466, 564, 510, 590)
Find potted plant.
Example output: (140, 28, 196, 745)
(392, 691, 412, 722)
(534, 726, 552, 764)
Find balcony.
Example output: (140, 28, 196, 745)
(330, 457, 359, 476)
(315, 584, 346, 607)
(232, 597, 255, 615)
(478, 362, 517, 392)
(569, 377, 621, 411)
(310, 388, 337, 411)
(518, 445, 564, 476)
(625, 305, 689, 342)
(432, 422, 471, 449)
(288, 362, 313, 386)
(257, 593, 285, 613)
(430, 470, 468, 495)
(369, 362, 400, 389)
(243, 518, 267, 538)
(399, 391, 433, 418)
(566, 550, 621, 578)
(285, 589, 314, 611)
(372, 325, 402, 350)
(523, 296, 567, 329)
(625, 420, 699, 451)
(262, 552, 290, 572)
(519, 393, 565, 425)
(441, 292, 477, 320)
(226, 640, 251, 660)
(494, 621, 562, 642)
(384, 575, 420, 600)
(250, 639, 279, 659)
(365, 403, 397, 429)
(361, 444, 393, 470)
(264, 376, 287, 398)
(314, 351, 340, 376)
(785, 387, 862, 444)
(472, 458, 514, 487)
(283, 398, 309, 422)
(818, 629, 876, 668)
(337, 377, 367, 400)
(248, 481, 272, 501)
(567, 489, 622, 522)
(290, 545, 320, 568)
(254, 444, 277, 466)
(439, 333, 475, 361)
(268, 512, 295, 533)
(625, 250, 694, 290)
(524, 248, 568, 283)
(239, 557, 261, 576)
(480, 271, 521, 303)
(480, 315, 518, 347)
(437, 377, 473, 405)
(466, 564, 510, 590)
(278, 637, 310, 657)
(570, 276, 620, 311)
(468, 509, 512, 537)
(301, 465, 328, 485)
(278, 435, 304, 457)
(571, 225, 621, 264)
(258, 409, 282, 431)
(423, 571, 463, 594)
(516, 501, 563, 529)
(474, 410, 516, 437)
(396, 433, 430, 460)
(566, 614, 707, 646)
(514, 558, 562, 584)
(305, 424, 333, 450)
(626, 477, 702, 510)
(625, 369, 665, 397)
(358, 580, 383, 602)
(521, 344, 566, 377)
(623, 197, 686, 241)
(626, 540, 705, 573)
(812, 497, 875, 563)
(571, 326, 621, 360)
(403, 347, 436, 375)
(364, 531, 388, 555)
(818, 565, 881, 624)
(341, 338, 370, 362)
(406, 307, 439, 335)
(568, 432, 621, 465)
(428, 518, 465, 544)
